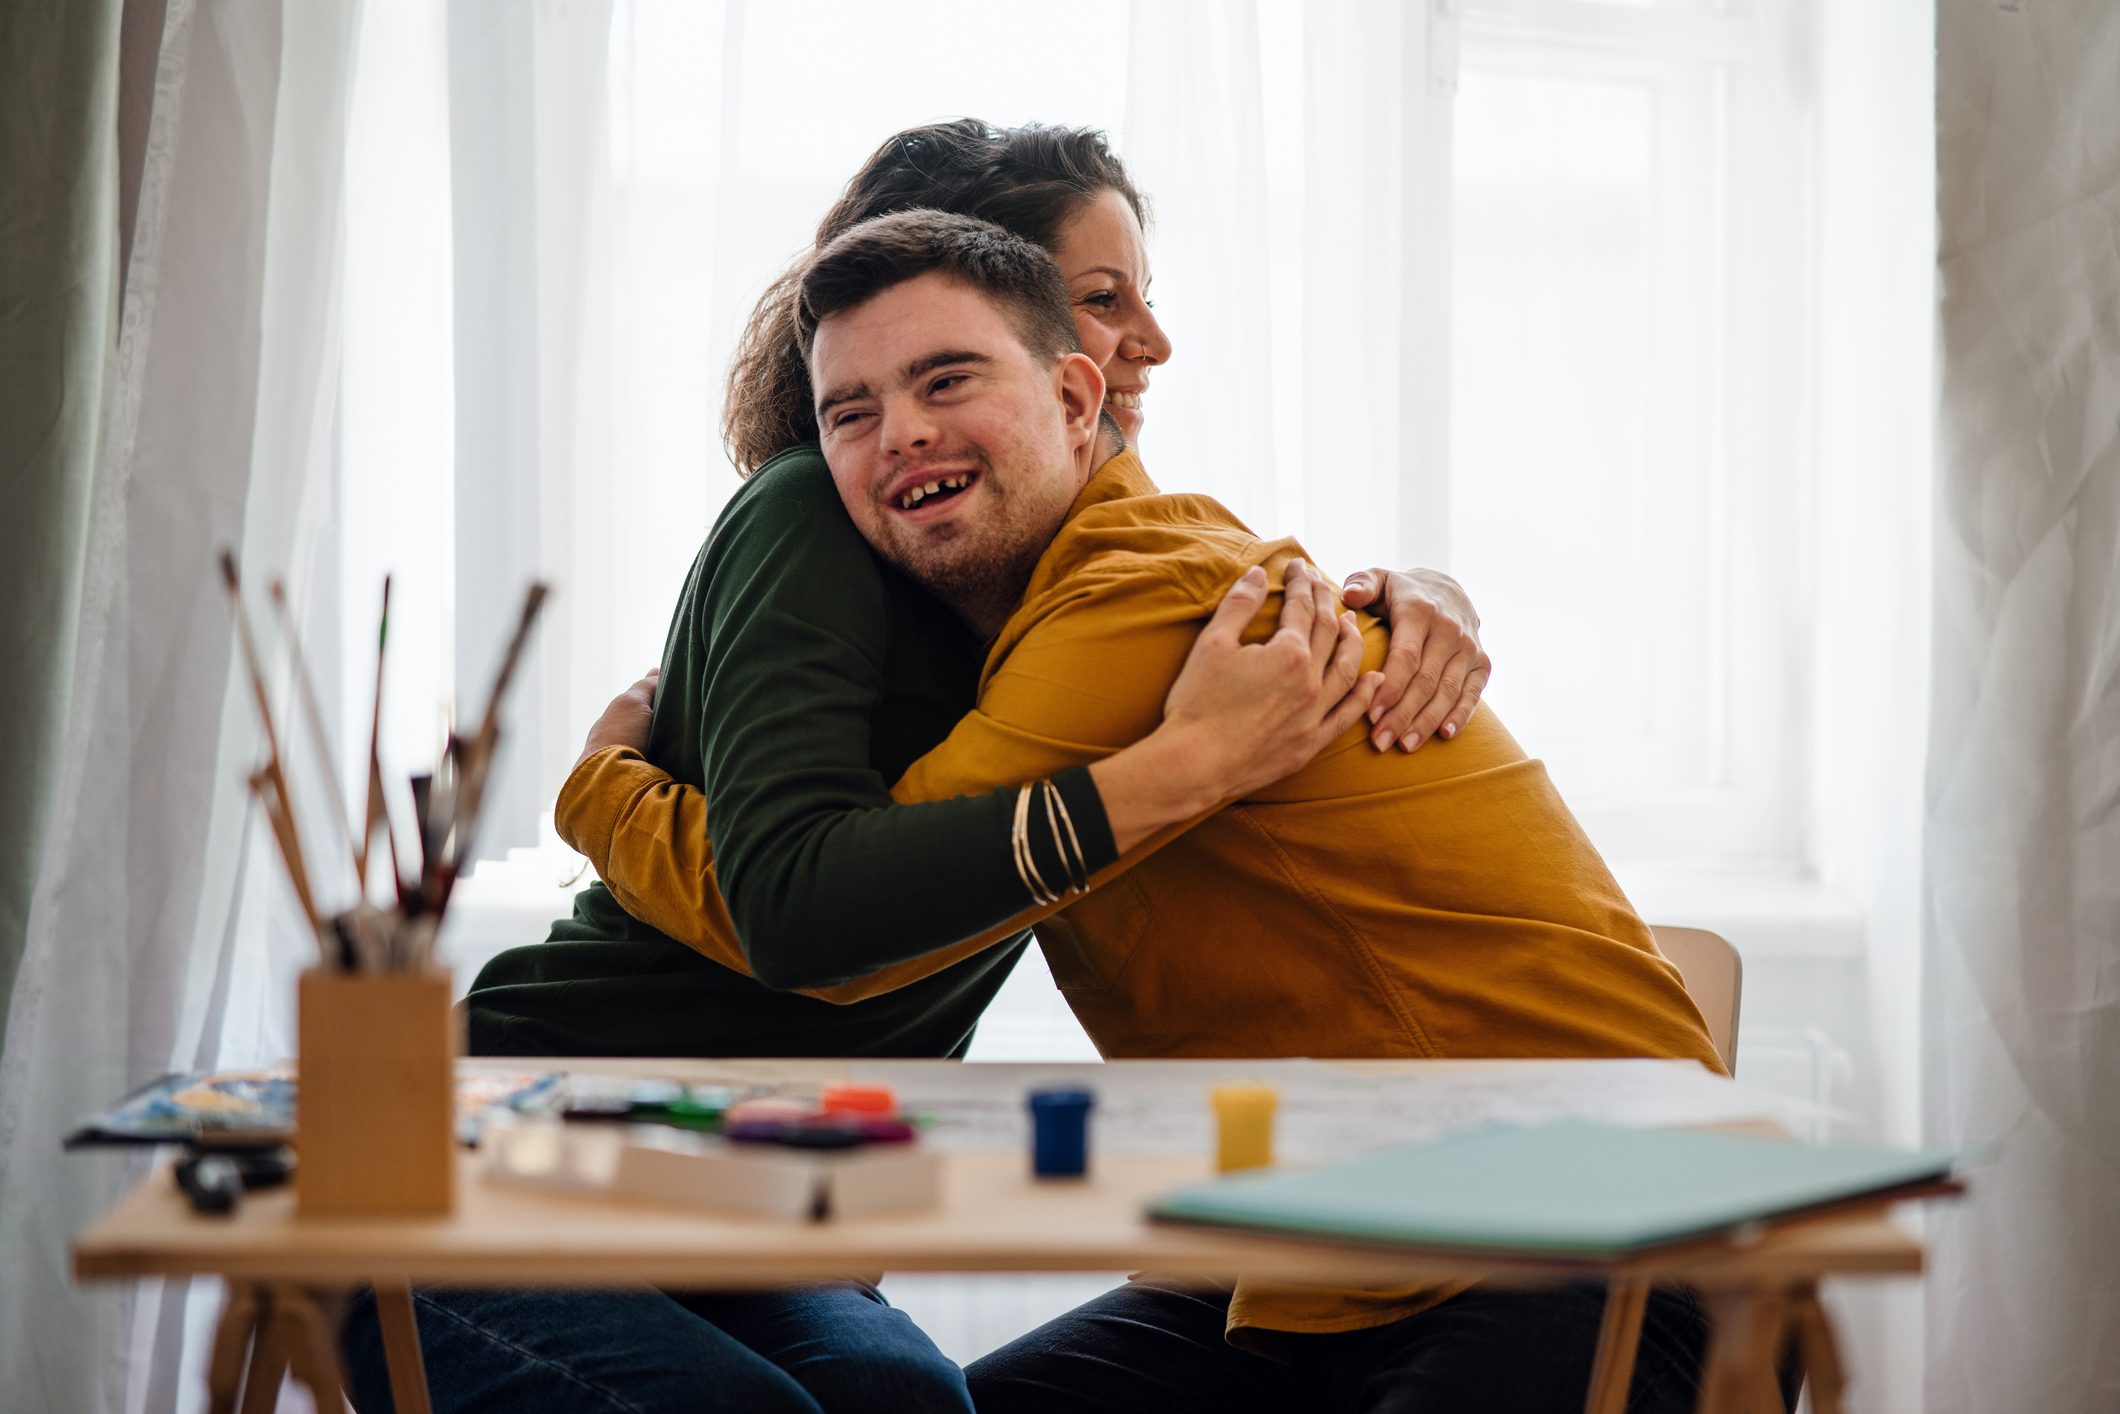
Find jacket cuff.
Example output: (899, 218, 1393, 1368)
(554, 745, 659, 867)
(1048, 763, 1118, 877)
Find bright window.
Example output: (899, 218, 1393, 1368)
(336, 1, 1821, 981)
(1448, 0, 1809, 864)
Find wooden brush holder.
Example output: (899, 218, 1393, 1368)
(296, 966, 458, 1216)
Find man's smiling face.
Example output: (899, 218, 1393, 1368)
(811, 271, 1104, 634)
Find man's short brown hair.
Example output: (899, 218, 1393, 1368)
(796, 210, 1080, 383)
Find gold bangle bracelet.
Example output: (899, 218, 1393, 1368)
(1042, 778, 1090, 893)
(1012, 782, 1059, 905)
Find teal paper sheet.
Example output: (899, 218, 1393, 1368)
(1149, 1121, 1953, 1257)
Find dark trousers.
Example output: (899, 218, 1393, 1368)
(341, 1281, 973, 1414)
(966, 1278, 1792, 1414)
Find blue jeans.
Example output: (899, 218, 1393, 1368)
(966, 1277, 1786, 1414)
(341, 1282, 972, 1414)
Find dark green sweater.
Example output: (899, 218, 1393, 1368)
(463, 446, 1115, 1058)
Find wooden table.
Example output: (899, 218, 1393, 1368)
(73, 1059, 1926, 1414)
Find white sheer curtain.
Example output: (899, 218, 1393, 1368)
(0, 2, 362, 1409)
(1928, 3, 2120, 1410)
(1109, 0, 1452, 589)
(1806, 6, 1936, 1407)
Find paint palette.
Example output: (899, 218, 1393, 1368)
(481, 1114, 941, 1221)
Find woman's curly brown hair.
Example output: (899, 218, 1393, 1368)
(722, 119, 1146, 474)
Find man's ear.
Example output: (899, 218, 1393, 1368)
(1054, 352, 1105, 450)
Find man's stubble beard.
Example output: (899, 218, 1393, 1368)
(902, 532, 1042, 639)
(878, 477, 1060, 639)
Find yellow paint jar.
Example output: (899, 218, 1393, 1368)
(1210, 1083, 1278, 1173)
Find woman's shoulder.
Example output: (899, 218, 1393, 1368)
(708, 443, 876, 575)
(743, 442, 836, 506)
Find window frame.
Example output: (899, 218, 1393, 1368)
(1442, 0, 1812, 868)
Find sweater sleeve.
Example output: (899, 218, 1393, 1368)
(890, 561, 1228, 827)
(553, 744, 1104, 1001)
(561, 458, 1122, 996)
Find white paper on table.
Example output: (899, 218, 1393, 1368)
(852, 1058, 1824, 1163)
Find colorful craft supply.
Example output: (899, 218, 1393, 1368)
(853, 1117, 917, 1144)
(483, 1115, 941, 1221)
(560, 1094, 636, 1122)
(1210, 1083, 1278, 1173)
(174, 1152, 243, 1216)
(820, 1084, 897, 1118)
(1028, 1086, 1095, 1178)
(561, 1082, 758, 1130)
(662, 1094, 724, 1130)
(727, 1117, 866, 1149)
(726, 1114, 916, 1149)
(723, 1096, 814, 1127)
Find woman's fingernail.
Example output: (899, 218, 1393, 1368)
(1374, 730, 1396, 752)
(1243, 565, 1266, 584)
(1442, 723, 1457, 739)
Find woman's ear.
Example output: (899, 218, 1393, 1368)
(1055, 352, 1106, 449)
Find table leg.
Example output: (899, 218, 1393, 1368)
(205, 1282, 262, 1414)
(1695, 1289, 1791, 1414)
(1585, 1279, 1652, 1414)
(1790, 1286, 1846, 1414)
(374, 1281, 435, 1414)
(273, 1286, 348, 1410)
(236, 1308, 287, 1414)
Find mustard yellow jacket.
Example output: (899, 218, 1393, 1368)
(562, 450, 1719, 1337)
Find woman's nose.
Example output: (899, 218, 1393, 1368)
(1125, 304, 1172, 365)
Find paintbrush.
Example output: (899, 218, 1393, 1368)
(249, 769, 329, 964)
(418, 585, 548, 942)
(221, 552, 327, 948)
(419, 734, 466, 924)
(438, 585, 548, 882)
(407, 768, 457, 925)
(268, 580, 361, 888)
(462, 583, 549, 773)
(409, 772, 434, 880)
(359, 575, 403, 903)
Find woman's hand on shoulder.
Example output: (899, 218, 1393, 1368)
(574, 668, 660, 772)
(1339, 566, 1490, 752)
(1085, 562, 1379, 853)
(1160, 559, 1382, 806)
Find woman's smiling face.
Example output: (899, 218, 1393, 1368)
(1050, 188, 1171, 445)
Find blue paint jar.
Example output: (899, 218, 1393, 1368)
(1027, 1087, 1096, 1178)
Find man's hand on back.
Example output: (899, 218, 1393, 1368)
(576, 668, 660, 771)
(1340, 567, 1490, 753)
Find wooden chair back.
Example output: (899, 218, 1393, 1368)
(1650, 925, 1742, 1074)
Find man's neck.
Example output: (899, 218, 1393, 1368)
(939, 428, 1128, 640)
(945, 578, 1032, 642)
(1091, 420, 1125, 473)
